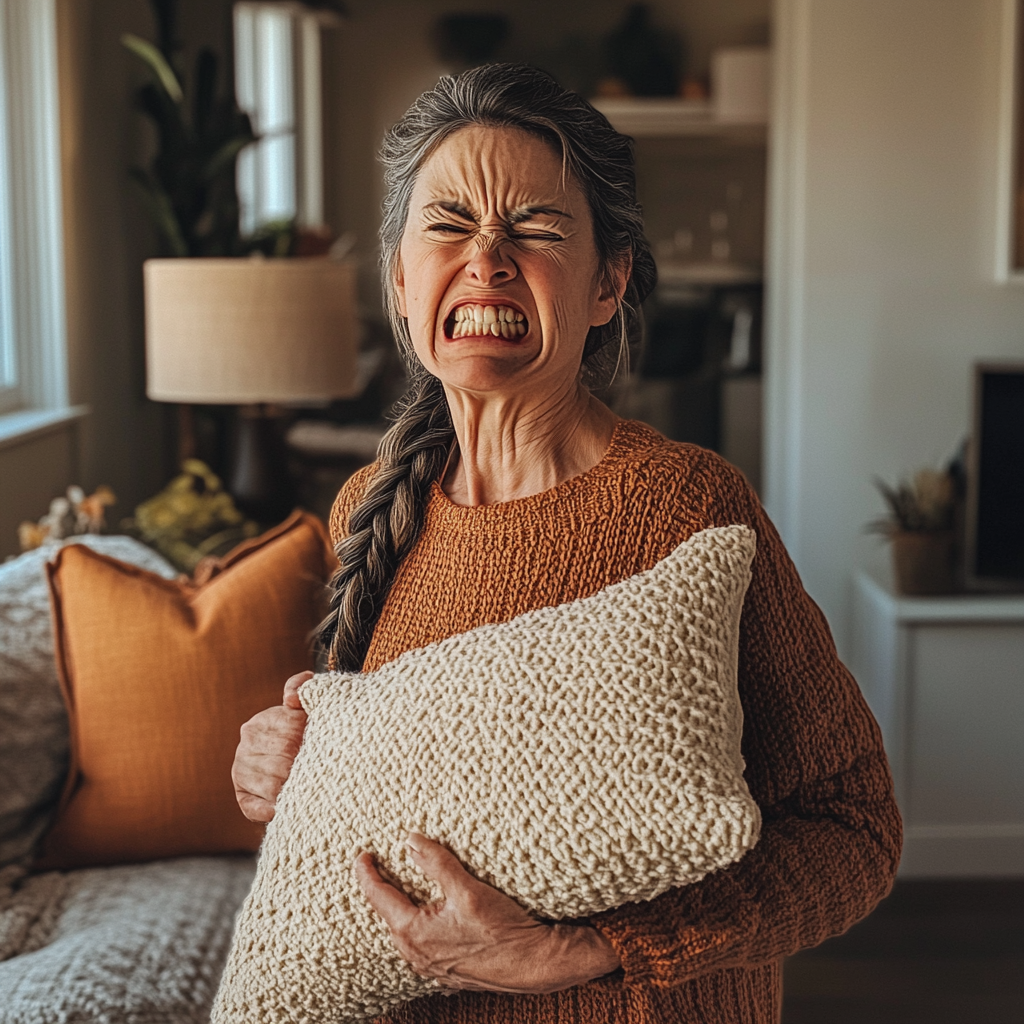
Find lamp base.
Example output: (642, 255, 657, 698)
(230, 406, 295, 525)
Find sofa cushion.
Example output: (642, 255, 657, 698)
(0, 855, 256, 1024)
(213, 525, 761, 1024)
(0, 536, 177, 869)
(37, 511, 335, 870)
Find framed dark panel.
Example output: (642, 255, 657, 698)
(965, 363, 1024, 590)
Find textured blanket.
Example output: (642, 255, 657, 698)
(0, 856, 255, 1024)
(213, 524, 761, 1023)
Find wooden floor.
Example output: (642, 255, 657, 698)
(782, 879, 1024, 1024)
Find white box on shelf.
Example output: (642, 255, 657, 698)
(711, 47, 771, 123)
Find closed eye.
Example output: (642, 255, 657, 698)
(427, 222, 472, 235)
(510, 230, 564, 242)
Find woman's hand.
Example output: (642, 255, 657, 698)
(232, 671, 311, 822)
(355, 833, 620, 994)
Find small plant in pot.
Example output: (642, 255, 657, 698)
(869, 468, 958, 595)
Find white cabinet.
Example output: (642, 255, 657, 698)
(851, 573, 1024, 877)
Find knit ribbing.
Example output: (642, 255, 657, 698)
(328, 419, 902, 1024)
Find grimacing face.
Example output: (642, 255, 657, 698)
(393, 125, 625, 397)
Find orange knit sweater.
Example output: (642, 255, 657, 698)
(329, 419, 902, 1024)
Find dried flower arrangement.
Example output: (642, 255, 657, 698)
(18, 486, 116, 552)
(120, 460, 259, 573)
(869, 469, 956, 535)
(868, 467, 959, 595)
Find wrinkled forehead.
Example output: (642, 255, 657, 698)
(409, 124, 585, 219)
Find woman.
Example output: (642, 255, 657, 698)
(232, 64, 901, 1024)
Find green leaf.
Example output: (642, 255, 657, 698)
(128, 167, 189, 256)
(122, 33, 184, 104)
(202, 134, 255, 181)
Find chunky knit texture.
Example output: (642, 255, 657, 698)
(0, 856, 255, 1023)
(278, 420, 899, 1024)
(214, 525, 762, 1022)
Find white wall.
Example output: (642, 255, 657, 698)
(766, 0, 1024, 655)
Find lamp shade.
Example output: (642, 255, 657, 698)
(144, 258, 360, 404)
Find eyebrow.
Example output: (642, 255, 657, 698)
(425, 200, 573, 223)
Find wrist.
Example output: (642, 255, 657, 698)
(546, 923, 620, 986)
(576, 924, 621, 978)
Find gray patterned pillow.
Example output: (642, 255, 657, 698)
(214, 525, 761, 1023)
(0, 537, 177, 868)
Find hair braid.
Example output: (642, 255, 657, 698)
(317, 372, 454, 670)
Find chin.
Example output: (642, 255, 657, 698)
(430, 336, 539, 390)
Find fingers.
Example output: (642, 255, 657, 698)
(283, 670, 314, 710)
(406, 833, 475, 895)
(355, 852, 418, 933)
(239, 706, 307, 757)
(232, 705, 307, 822)
(235, 791, 277, 823)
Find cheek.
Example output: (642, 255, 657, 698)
(402, 248, 451, 318)
(533, 256, 601, 335)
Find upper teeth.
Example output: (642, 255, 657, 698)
(450, 304, 527, 338)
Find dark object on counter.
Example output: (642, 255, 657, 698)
(965, 363, 1024, 591)
(642, 303, 709, 378)
(642, 284, 762, 380)
(433, 14, 509, 69)
(603, 4, 683, 97)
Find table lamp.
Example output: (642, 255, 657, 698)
(144, 257, 360, 523)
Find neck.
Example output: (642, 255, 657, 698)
(441, 380, 619, 506)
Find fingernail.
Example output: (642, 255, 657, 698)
(406, 833, 424, 854)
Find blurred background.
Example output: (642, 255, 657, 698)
(0, 2, 1022, 1020)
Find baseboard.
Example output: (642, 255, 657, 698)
(898, 824, 1024, 877)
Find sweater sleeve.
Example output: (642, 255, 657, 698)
(587, 455, 903, 986)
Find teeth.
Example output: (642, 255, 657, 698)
(449, 303, 527, 338)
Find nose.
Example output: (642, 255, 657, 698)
(464, 232, 517, 286)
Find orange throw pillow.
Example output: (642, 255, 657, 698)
(37, 511, 336, 870)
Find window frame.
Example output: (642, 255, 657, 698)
(0, 0, 69, 423)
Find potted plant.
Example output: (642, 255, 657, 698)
(869, 468, 958, 595)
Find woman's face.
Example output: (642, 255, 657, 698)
(394, 125, 624, 397)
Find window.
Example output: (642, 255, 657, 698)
(233, 1, 329, 235)
(0, 0, 68, 421)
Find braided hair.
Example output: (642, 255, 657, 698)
(318, 63, 657, 670)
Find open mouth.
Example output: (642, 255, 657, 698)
(445, 303, 528, 340)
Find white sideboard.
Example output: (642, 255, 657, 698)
(851, 573, 1024, 877)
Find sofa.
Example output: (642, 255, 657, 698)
(0, 529, 326, 1023)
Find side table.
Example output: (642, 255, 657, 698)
(851, 572, 1024, 877)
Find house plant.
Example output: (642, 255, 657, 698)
(121, 0, 269, 258)
(870, 468, 958, 595)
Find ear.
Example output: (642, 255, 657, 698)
(393, 254, 408, 318)
(590, 257, 631, 328)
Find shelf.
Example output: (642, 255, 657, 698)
(590, 98, 768, 141)
(657, 261, 763, 288)
(856, 570, 1024, 623)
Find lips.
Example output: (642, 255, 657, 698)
(444, 303, 528, 339)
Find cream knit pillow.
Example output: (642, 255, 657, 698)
(213, 524, 761, 1023)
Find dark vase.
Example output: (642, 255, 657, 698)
(432, 14, 509, 70)
(891, 530, 958, 595)
(603, 4, 683, 97)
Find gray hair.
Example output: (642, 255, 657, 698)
(319, 63, 656, 670)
